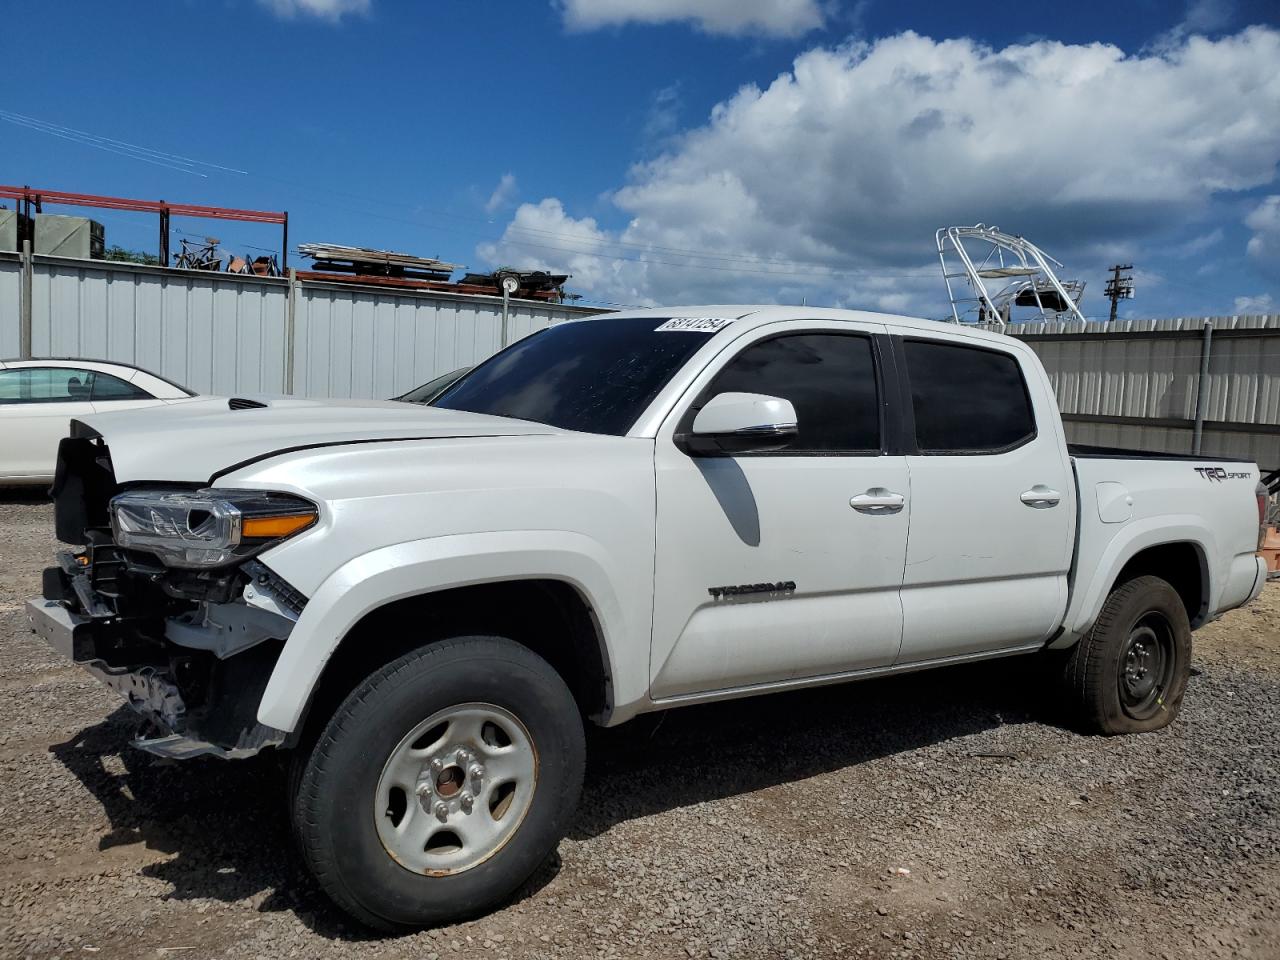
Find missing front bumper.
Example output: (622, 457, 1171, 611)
(26, 598, 92, 662)
(26, 598, 288, 760)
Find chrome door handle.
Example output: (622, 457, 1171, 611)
(1020, 485, 1062, 508)
(850, 488, 905, 514)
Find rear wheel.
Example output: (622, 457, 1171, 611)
(1063, 575, 1192, 735)
(291, 636, 585, 931)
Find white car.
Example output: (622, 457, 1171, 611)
(26, 306, 1268, 929)
(0, 358, 194, 485)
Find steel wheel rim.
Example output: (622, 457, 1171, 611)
(1118, 613, 1175, 720)
(374, 702, 538, 876)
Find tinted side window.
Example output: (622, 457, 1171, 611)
(706, 334, 880, 453)
(92, 372, 151, 401)
(904, 340, 1035, 453)
(0, 368, 93, 404)
(0, 370, 24, 403)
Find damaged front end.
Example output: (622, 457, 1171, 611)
(27, 429, 313, 760)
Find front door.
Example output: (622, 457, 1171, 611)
(649, 321, 910, 700)
(0, 367, 96, 480)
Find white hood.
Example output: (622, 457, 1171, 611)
(74, 396, 564, 483)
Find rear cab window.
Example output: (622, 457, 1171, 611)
(902, 339, 1036, 453)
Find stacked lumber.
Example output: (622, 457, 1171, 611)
(296, 243, 574, 301)
(297, 242, 461, 280)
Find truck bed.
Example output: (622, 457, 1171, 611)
(1061, 450, 1264, 643)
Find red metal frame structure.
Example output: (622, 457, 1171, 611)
(0, 184, 288, 267)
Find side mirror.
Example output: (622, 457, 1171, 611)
(676, 392, 798, 456)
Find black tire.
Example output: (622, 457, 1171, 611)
(1064, 575, 1192, 735)
(291, 636, 585, 931)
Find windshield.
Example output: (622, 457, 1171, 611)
(432, 316, 722, 435)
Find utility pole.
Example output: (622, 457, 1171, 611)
(1104, 263, 1134, 322)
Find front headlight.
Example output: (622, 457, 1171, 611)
(110, 488, 318, 568)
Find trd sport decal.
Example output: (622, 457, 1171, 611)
(708, 581, 797, 600)
(1194, 466, 1252, 482)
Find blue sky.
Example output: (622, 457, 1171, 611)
(3, 0, 1278, 319)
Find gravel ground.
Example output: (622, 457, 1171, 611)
(1, 496, 1277, 960)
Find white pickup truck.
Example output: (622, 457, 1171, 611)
(27, 306, 1267, 930)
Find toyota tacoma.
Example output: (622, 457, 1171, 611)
(26, 307, 1268, 929)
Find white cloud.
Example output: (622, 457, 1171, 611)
(478, 198, 657, 306)
(643, 84, 683, 143)
(485, 173, 519, 214)
(1234, 293, 1275, 314)
(481, 197, 946, 311)
(1171, 227, 1223, 258)
(1245, 196, 1280, 280)
(1150, 0, 1236, 51)
(258, 0, 369, 21)
(486, 28, 1280, 309)
(557, 0, 825, 37)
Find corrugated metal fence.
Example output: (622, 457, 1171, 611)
(992, 315, 1280, 472)
(6, 253, 1277, 470)
(0, 252, 602, 399)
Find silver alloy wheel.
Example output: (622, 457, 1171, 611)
(374, 702, 538, 876)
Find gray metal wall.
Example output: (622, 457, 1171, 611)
(995, 315, 1280, 471)
(293, 281, 588, 400)
(28, 254, 291, 395)
(0, 252, 603, 398)
(9, 253, 1277, 469)
(0, 256, 19, 358)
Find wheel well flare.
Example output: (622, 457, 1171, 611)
(305, 580, 610, 733)
(1112, 542, 1207, 627)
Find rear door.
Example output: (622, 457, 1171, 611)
(650, 321, 910, 699)
(894, 332, 1075, 662)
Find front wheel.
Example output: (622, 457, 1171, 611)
(291, 636, 585, 931)
(1063, 575, 1192, 735)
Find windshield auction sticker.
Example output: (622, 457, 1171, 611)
(655, 317, 735, 333)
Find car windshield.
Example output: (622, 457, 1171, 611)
(432, 316, 723, 435)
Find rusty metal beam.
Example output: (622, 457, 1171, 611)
(0, 185, 286, 224)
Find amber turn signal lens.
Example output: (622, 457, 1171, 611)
(241, 513, 316, 539)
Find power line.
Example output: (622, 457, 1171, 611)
(5, 108, 946, 282)
(7, 113, 911, 274)
(0, 109, 248, 177)
(258, 165, 939, 275)
(2, 112, 205, 177)
(250, 176, 941, 282)
(495, 234, 939, 281)
(240, 164, 868, 269)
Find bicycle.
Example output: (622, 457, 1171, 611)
(174, 237, 223, 271)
